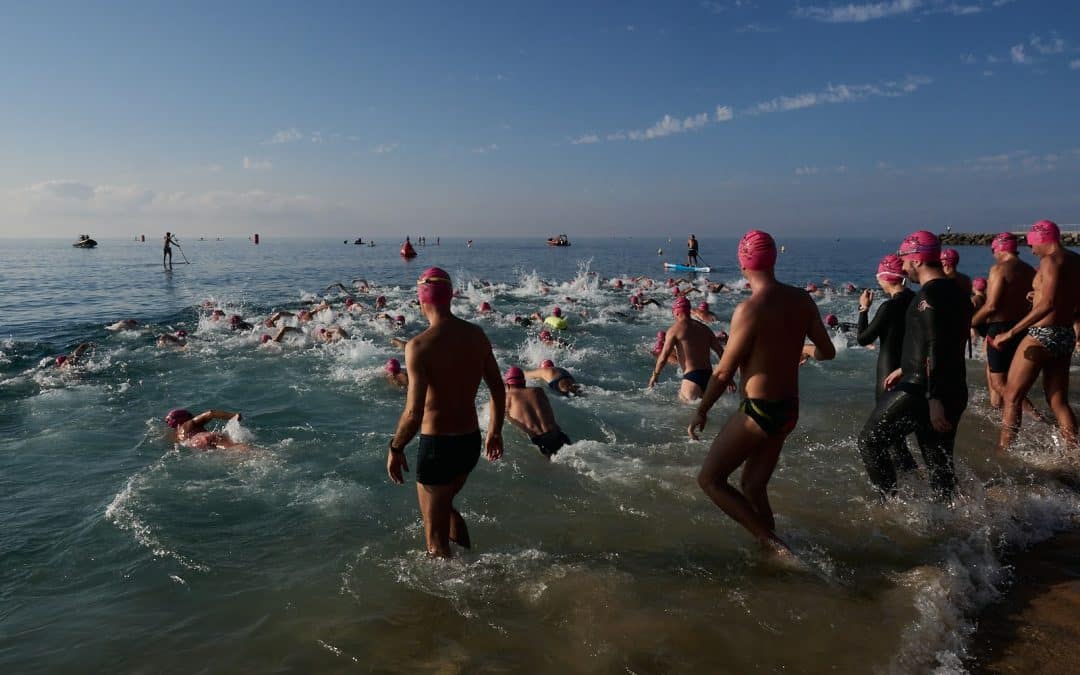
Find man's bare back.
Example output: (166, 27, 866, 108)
(506, 386, 560, 437)
(981, 256, 1036, 324)
(408, 317, 492, 435)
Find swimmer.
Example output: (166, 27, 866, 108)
(156, 330, 188, 348)
(858, 231, 971, 501)
(268, 326, 303, 343)
(650, 330, 679, 365)
(940, 248, 974, 297)
(538, 329, 570, 348)
(386, 267, 505, 558)
(648, 296, 725, 402)
(504, 366, 572, 459)
(106, 319, 140, 331)
(855, 254, 918, 474)
(263, 311, 294, 328)
(228, 315, 254, 331)
(326, 282, 355, 295)
(164, 407, 253, 451)
(971, 277, 987, 312)
(479, 301, 493, 314)
(210, 309, 226, 321)
(316, 326, 349, 343)
(690, 230, 835, 557)
(706, 282, 726, 293)
(374, 295, 387, 310)
(524, 359, 582, 397)
(385, 358, 408, 388)
(630, 293, 660, 311)
(992, 220, 1079, 451)
(54, 343, 92, 369)
(971, 233, 1038, 410)
(692, 302, 717, 323)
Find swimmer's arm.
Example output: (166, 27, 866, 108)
(480, 335, 506, 460)
(856, 301, 888, 346)
(804, 305, 836, 362)
(70, 343, 92, 363)
(390, 342, 426, 450)
(648, 333, 677, 387)
(523, 368, 545, 381)
(192, 409, 240, 426)
(1003, 260, 1057, 337)
(971, 267, 1003, 326)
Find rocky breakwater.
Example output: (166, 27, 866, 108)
(939, 231, 1080, 246)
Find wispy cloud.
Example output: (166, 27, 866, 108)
(701, 1, 754, 14)
(1009, 43, 1030, 64)
(242, 157, 272, 170)
(747, 75, 931, 115)
(265, 128, 303, 144)
(794, 164, 848, 176)
(571, 134, 600, 145)
(736, 23, 779, 33)
(372, 143, 399, 155)
(471, 144, 499, 154)
(1030, 33, 1065, 55)
(1071, 59, 1080, 70)
(795, 0, 921, 24)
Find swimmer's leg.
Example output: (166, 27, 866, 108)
(739, 431, 786, 533)
(679, 379, 703, 403)
(697, 412, 787, 551)
(1042, 355, 1078, 448)
(416, 473, 469, 557)
(1000, 336, 1045, 451)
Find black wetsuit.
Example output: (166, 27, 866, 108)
(857, 278, 970, 500)
(856, 288, 918, 472)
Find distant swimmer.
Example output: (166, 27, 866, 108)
(525, 359, 582, 397)
(630, 292, 660, 311)
(992, 220, 1079, 451)
(386, 267, 505, 557)
(689, 230, 835, 558)
(106, 319, 140, 331)
(940, 248, 973, 297)
(858, 231, 971, 501)
(971, 233, 1038, 410)
(228, 315, 254, 331)
(648, 296, 725, 402)
(504, 366, 572, 459)
(163, 231, 179, 268)
(54, 343, 92, 369)
(855, 254, 918, 474)
(479, 301, 493, 314)
(165, 408, 254, 451)
(156, 329, 188, 348)
(687, 234, 700, 266)
(650, 330, 679, 365)
(692, 302, 717, 323)
(971, 277, 987, 313)
(263, 310, 294, 327)
(385, 358, 408, 388)
(316, 326, 349, 343)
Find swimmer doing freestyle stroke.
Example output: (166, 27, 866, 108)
(689, 230, 835, 558)
(164, 408, 254, 451)
(386, 267, 505, 557)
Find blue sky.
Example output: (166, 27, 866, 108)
(1, 0, 1078, 238)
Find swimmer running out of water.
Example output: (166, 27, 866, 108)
(689, 230, 835, 558)
(648, 296, 725, 402)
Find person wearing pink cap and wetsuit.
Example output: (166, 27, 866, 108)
(503, 366, 572, 458)
(386, 267, 506, 557)
(689, 230, 835, 559)
(164, 407, 252, 451)
(856, 254, 918, 474)
(648, 295, 725, 402)
(970, 232, 1037, 409)
(858, 231, 971, 501)
(991, 220, 1079, 452)
(940, 248, 973, 297)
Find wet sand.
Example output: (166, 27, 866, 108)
(971, 530, 1080, 674)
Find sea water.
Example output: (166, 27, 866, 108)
(0, 236, 1077, 674)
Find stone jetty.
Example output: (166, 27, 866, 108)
(939, 230, 1080, 247)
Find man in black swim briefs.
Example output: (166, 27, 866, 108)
(386, 267, 505, 557)
(857, 231, 971, 501)
(649, 295, 724, 402)
(503, 366, 572, 459)
(688, 231, 835, 559)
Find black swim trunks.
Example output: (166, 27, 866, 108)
(682, 368, 711, 389)
(415, 430, 482, 485)
(739, 397, 799, 436)
(530, 429, 571, 457)
(1028, 325, 1077, 359)
(985, 321, 1018, 373)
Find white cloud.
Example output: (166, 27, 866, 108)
(1071, 59, 1080, 70)
(939, 3, 982, 15)
(1030, 34, 1065, 55)
(265, 128, 303, 144)
(372, 143, 399, 154)
(795, 0, 922, 24)
(748, 75, 931, 115)
(794, 164, 848, 176)
(310, 131, 324, 144)
(961, 53, 978, 64)
(242, 157, 272, 170)
(1010, 43, 1030, 64)
(571, 134, 600, 145)
(794, 166, 821, 176)
(626, 111, 710, 141)
(471, 144, 499, 154)
(715, 105, 734, 122)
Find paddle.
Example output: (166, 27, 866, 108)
(174, 239, 191, 264)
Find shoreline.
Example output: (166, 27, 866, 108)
(970, 529, 1080, 674)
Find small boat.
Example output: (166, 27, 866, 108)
(400, 242, 417, 258)
(547, 234, 571, 247)
(353, 238, 364, 245)
(73, 234, 97, 248)
(663, 262, 711, 273)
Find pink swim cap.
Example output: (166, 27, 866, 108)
(672, 296, 691, 316)
(385, 358, 401, 375)
(972, 277, 987, 292)
(672, 287, 682, 297)
(541, 359, 555, 368)
(940, 248, 959, 266)
(503, 366, 525, 386)
(716, 330, 729, 342)
(176, 330, 188, 338)
(825, 314, 839, 328)
(260, 334, 271, 343)
(229, 315, 242, 326)
(552, 306, 562, 317)
(697, 302, 709, 312)
(55, 354, 68, 366)
(992, 232, 1018, 254)
(845, 283, 857, 293)
(480, 302, 492, 312)
(394, 315, 405, 325)
(738, 230, 777, 271)
(376, 295, 387, 306)
(876, 254, 906, 283)
(806, 283, 818, 293)
(614, 279, 624, 288)
(1027, 220, 1060, 246)
(165, 408, 193, 429)
(319, 327, 328, 334)
(211, 309, 224, 317)
(416, 268, 452, 306)
(345, 297, 355, 307)
(898, 230, 941, 263)
(539, 329, 553, 341)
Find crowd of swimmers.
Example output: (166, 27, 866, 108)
(48, 221, 1078, 561)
